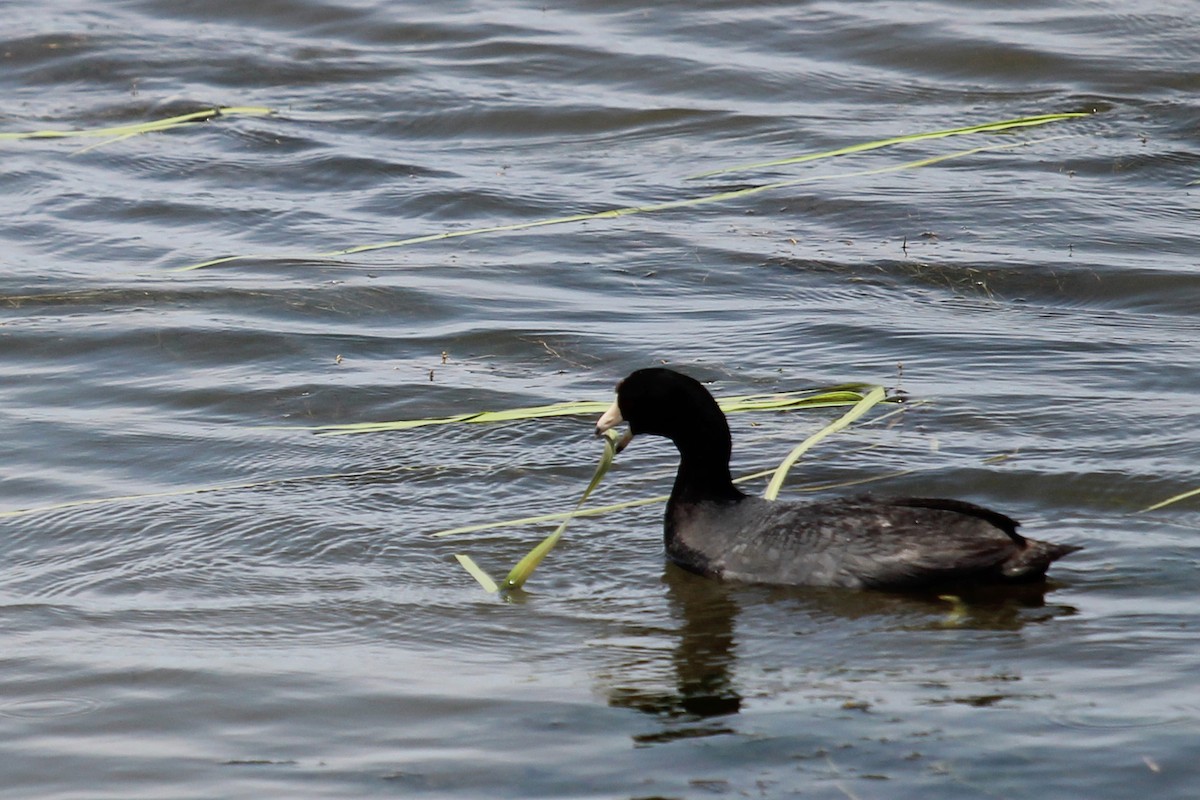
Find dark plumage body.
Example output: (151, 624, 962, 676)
(596, 368, 1080, 590)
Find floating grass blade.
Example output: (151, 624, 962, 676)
(502, 429, 618, 590)
(453, 429, 619, 593)
(171, 109, 1088, 272)
(304, 388, 888, 437)
(496, 530, 563, 593)
(686, 111, 1091, 179)
(718, 389, 871, 413)
(454, 554, 500, 593)
(1142, 486, 1200, 512)
(763, 386, 888, 501)
(0, 106, 273, 142)
(307, 400, 610, 437)
(177, 139, 1036, 271)
(72, 131, 143, 156)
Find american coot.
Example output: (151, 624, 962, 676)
(595, 367, 1080, 590)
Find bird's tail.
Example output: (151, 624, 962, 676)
(1002, 539, 1083, 581)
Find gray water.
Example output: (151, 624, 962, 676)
(2, 1, 1199, 797)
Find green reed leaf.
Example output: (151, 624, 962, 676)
(0, 106, 273, 141)
(454, 430, 618, 594)
(171, 109, 1089, 271)
(1141, 485, 1200, 512)
(500, 429, 618, 591)
(307, 401, 609, 436)
(301, 388, 887, 437)
(497, 529, 564, 593)
(686, 111, 1091, 179)
(453, 554, 500, 593)
(763, 386, 888, 501)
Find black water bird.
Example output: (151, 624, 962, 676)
(595, 368, 1080, 590)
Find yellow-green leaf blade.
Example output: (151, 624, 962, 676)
(454, 554, 500, 593)
(763, 386, 888, 501)
(0, 106, 273, 141)
(501, 529, 565, 592)
(500, 430, 618, 591)
(1142, 486, 1200, 512)
(686, 111, 1091, 179)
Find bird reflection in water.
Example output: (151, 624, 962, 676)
(605, 565, 1077, 745)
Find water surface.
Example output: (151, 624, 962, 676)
(2, 1, 1199, 797)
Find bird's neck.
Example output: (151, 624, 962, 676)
(670, 440, 745, 505)
(664, 447, 745, 557)
(659, 397, 745, 551)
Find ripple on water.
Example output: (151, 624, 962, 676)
(0, 697, 102, 719)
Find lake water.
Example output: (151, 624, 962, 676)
(2, 1, 1198, 797)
